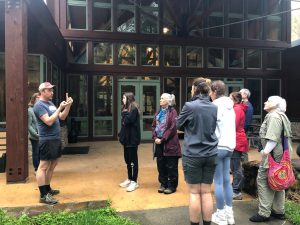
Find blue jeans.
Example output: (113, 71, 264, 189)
(30, 139, 39, 171)
(231, 150, 244, 194)
(214, 149, 233, 209)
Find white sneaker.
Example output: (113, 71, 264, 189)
(212, 209, 227, 225)
(119, 179, 131, 188)
(126, 181, 139, 192)
(225, 205, 235, 225)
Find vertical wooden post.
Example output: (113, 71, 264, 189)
(5, 0, 28, 182)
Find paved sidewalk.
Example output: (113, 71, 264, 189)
(120, 200, 293, 225)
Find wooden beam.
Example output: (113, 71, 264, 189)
(5, 0, 28, 183)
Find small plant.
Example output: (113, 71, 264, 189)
(285, 200, 300, 225)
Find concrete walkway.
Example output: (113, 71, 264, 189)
(0, 141, 298, 224)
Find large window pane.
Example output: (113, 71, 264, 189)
(68, 75, 88, 137)
(247, 49, 261, 69)
(118, 43, 136, 65)
(247, 0, 262, 40)
(0, 53, 5, 122)
(93, 0, 112, 31)
(163, 77, 181, 113)
(208, 48, 224, 68)
(93, 75, 113, 136)
(93, 42, 112, 64)
(266, 16, 282, 41)
(68, 41, 88, 64)
(140, 0, 159, 34)
(186, 47, 203, 68)
(266, 50, 281, 70)
(267, 0, 282, 13)
(229, 49, 244, 68)
(266, 79, 281, 97)
(229, 0, 243, 39)
(208, 0, 224, 37)
(28, 55, 41, 102)
(67, 0, 87, 29)
(163, 0, 204, 37)
(141, 45, 159, 66)
(117, 0, 135, 32)
(164, 46, 181, 67)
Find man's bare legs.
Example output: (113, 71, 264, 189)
(36, 160, 50, 186)
(188, 183, 213, 225)
(45, 159, 58, 186)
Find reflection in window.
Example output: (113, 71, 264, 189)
(141, 45, 159, 66)
(93, 0, 112, 31)
(28, 55, 41, 102)
(51, 65, 60, 105)
(140, 0, 159, 34)
(143, 85, 157, 116)
(93, 43, 112, 64)
(266, 79, 281, 97)
(247, 79, 262, 119)
(267, 0, 282, 13)
(266, 50, 281, 70)
(229, 0, 243, 39)
(208, 0, 224, 37)
(68, 41, 88, 64)
(0, 53, 5, 122)
(118, 44, 136, 65)
(247, 0, 262, 40)
(208, 48, 224, 68)
(247, 49, 261, 69)
(164, 77, 181, 113)
(93, 75, 113, 136)
(186, 47, 203, 68)
(117, 0, 135, 32)
(67, 0, 87, 29)
(266, 16, 282, 41)
(164, 46, 181, 67)
(68, 75, 88, 136)
(229, 49, 244, 68)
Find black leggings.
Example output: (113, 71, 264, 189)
(124, 146, 139, 182)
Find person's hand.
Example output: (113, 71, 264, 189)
(66, 97, 73, 105)
(155, 138, 161, 144)
(59, 101, 68, 110)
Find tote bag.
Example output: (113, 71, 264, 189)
(268, 136, 296, 191)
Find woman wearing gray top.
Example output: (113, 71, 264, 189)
(28, 92, 40, 172)
(177, 77, 218, 225)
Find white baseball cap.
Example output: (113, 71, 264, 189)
(38, 82, 55, 92)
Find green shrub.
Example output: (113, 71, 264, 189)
(285, 201, 300, 225)
(0, 207, 138, 225)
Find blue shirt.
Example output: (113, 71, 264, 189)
(33, 100, 60, 141)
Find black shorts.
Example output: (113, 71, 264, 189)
(39, 139, 62, 161)
(182, 155, 217, 184)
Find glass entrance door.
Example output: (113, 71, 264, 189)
(118, 80, 160, 140)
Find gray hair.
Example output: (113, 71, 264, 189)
(240, 88, 251, 98)
(268, 96, 286, 112)
(161, 93, 172, 106)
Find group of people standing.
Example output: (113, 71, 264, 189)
(28, 79, 293, 225)
(118, 77, 293, 225)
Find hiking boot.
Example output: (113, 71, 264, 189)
(119, 179, 131, 188)
(232, 192, 242, 200)
(126, 181, 139, 192)
(158, 185, 166, 193)
(49, 189, 60, 196)
(212, 209, 227, 225)
(249, 213, 270, 222)
(163, 188, 175, 194)
(40, 193, 58, 205)
(271, 209, 286, 220)
(225, 205, 235, 225)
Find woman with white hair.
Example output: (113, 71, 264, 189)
(250, 96, 293, 222)
(152, 93, 181, 194)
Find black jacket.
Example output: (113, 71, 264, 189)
(118, 107, 141, 147)
(176, 95, 218, 157)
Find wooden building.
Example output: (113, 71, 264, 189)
(0, 0, 295, 182)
